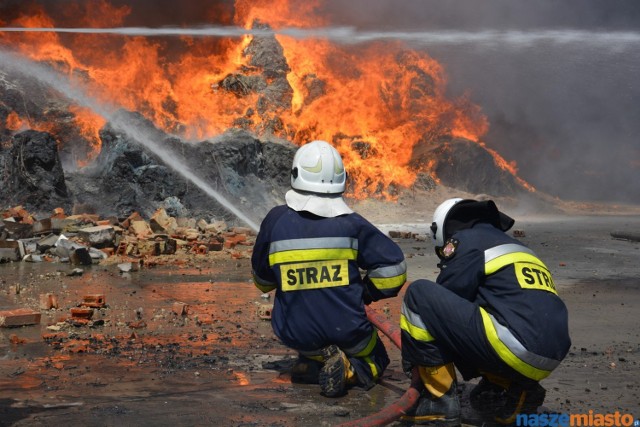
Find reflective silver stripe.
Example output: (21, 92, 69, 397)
(269, 237, 358, 254)
(342, 333, 375, 355)
(487, 312, 561, 371)
(298, 332, 373, 357)
(401, 302, 428, 331)
(369, 260, 407, 279)
(484, 243, 536, 263)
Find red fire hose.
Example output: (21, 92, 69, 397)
(336, 306, 422, 427)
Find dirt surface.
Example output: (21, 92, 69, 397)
(1, 188, 640, 426)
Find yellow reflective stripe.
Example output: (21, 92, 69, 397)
(479, 308, 551, 381)
(352, 331, 378, 358)
(369, 273, 407, 290)
(400, 313, 435, 342)
(485, 252, 545, 275)
(363, 355, 379, 380)
(269, 248, 358, 266)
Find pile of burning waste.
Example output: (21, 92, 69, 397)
(0, 1, 536, 223)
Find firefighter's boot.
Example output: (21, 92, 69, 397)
(318, 345, 357, 397)
(401, 364, 461, 426)
(494, 382, 546, 425)
(469, 373, 510, 414)
(290, 355, 321, 384)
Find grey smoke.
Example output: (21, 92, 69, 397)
(324, 0, 640, 203)
(2, 0, 639, 203)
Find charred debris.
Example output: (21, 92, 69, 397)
(1, 26, 530, 251)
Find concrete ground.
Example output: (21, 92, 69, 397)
(1, 208, 639, 426)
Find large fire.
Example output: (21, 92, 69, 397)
(0, 0, 526, 198)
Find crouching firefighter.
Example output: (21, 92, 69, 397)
(251, 140, 407, 397)
(400, 198, 571, 425)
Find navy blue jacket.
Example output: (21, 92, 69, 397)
(251, 205, 407, 353)
(438, 223, 571, 363)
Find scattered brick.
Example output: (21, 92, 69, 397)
(137, 240, 160, 256)
(121, 211, 144, 229)
(9, 334, 27, 344)
(2, 220, 32, 239)
(230, 226, 255, 236)
(0, 308, 42, 327)
(81, 294, 106, 308)
(70, 307, 94, 320)
(51, 207, 66, 218)
(77, 225, 115, 247)
(127, 320, 147, 329)
(32, 218, 52, 235)
(224, 234, 247, 249)
(68, 343, 89, 353)
(130, 220, 153, 239)
(208, 238, 224, 251)
(100, 247, 115, 257)
(0, 245, 20, 262)
(3, 206, 34, 223)
(39, 293, 59, 310)
(258, 304, 273, 320)
(172, 302, 189, 316)
(150, 208, 178, 235)
(42, 332, 68, 341)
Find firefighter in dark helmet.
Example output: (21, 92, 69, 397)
(251, 140, 407, 397)
(400, 198, 571, 425)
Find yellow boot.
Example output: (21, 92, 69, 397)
(402, 363, 461, 426)
(470, 373, 546, 425)
(318, 345, 357, 397)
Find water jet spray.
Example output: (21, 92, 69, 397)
(0, 49, 260, 232)
(2, 26, 640, 48)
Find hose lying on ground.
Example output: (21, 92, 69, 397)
(336, 306, 422, 427)
(611, 231, 640, 242)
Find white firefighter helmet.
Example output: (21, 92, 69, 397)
(431, 198, 465, 247)
(290, 140, 346, 194)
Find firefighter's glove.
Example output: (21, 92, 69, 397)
(362, 285, 374, 306)
(363, 292, 373, 306)
(362, 276, 380, 305)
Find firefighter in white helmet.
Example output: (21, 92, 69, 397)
(251, 140, 407, 397)
(400, 198, 571, 425)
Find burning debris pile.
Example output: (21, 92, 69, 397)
(65, 111, 295, 222)
(0, 75, 296, 222)
(410, 138, 528, 195)
(0, 1, 539, 222)
(0, 130, 69, 211)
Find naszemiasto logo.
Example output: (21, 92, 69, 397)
(516, 411, 636, 427)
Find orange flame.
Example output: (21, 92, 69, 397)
(480, 142, 535, 192)
(0, 0, 526, 197)
(68, 105, 106, 165)
(5, 111, 29, 131)
(233, 371, 250, 386)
